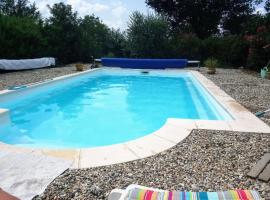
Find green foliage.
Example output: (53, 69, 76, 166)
(0, 0, 40, 20)
(242, 14, 266, 34)
(221, 0, 257, 34)
(201, 37, 222, 60)
(246, 26, 270, 70)
(0, 1, 127, 63)
(78, 15, 109, 62)
(146, 0, 260, 38)
(0, 0, 269, 72)
(127, 12, 171, 58)
(0, 14, 45, 58)
(105, 29, 127, 58)
(170, 34, 202, 60)
(146, 0, 221, 38)
(201, 36, 249, 67)
(223, 36, 249, 67)
(44, 3, 80, 63)
(204, 58, 219, 69)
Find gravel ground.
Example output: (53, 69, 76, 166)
(0, 64, 92, 90)
(1, 66, 270, 199)
(35, 130, 270, 200)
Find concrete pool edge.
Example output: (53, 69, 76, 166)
(0, 68, 270, 169)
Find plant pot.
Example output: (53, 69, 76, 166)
(207, 68, 216, 74)
(75, 64, 84, 71)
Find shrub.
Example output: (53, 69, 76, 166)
(170, 33, 202, 60)
(0, 15, 45, 59)
(219, 36, 249, 67)
(126, 12, 171, 58)
(201, 37, 221, 60)
(105, 29, 127, 58)
(201, 36, 249, 68)
(246, 26, 270, 71)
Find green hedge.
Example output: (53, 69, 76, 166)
(0, 15, 46, 59)
(169, 35, 250, 68)
(1, 8, 269, 71)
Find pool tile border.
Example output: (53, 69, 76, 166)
(0, 68, 270, 169)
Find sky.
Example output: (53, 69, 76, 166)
(256, 0, 267, 13)
(29, 0, 151, 30)
(30, 0, 267, 30)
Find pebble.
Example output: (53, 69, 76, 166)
(0, 64, 92, 90)
(89, 185, 103, 196)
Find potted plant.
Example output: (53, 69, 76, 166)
(204, 58, 218, 74)
(75, 63, 84, 71)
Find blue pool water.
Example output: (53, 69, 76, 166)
(0, 69, 232, 148)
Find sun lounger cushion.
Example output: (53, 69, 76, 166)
(125, 188, 261, 200)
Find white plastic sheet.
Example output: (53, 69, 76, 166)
(0, 151, 72, 200)
(0, 57, 55, 70)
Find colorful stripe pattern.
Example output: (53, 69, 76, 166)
(125, 188, 262, 200)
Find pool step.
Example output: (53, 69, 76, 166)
(247, 153, 270, 182)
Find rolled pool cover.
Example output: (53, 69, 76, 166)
(101, 58, 188, 69)
(0, 58, 55, 70)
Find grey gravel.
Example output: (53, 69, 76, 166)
(1, 66, 270, 199)
(35, 130, 270, 200)
(0, 64, 92, 90)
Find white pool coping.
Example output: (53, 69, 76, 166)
(0, 68, 270, 169)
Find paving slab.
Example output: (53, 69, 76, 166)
(258, 163, 270, 182)
(247, 153, 270, 178)
(79, 144, 139, 168)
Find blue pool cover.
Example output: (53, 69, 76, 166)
(101, 58, 188, 69)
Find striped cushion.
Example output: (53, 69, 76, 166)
(125, 188, 261, 200)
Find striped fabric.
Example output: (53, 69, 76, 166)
(125, 188, 262, 200)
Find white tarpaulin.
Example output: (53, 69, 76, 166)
(0, 57, 55, 70)
(0, 151, 72, 200)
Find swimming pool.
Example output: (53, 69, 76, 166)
(0, 68, 232, 148)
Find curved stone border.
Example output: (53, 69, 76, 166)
(0, 68, 270, 169)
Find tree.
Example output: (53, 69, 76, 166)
(266, 0, 270, 13)
(127, 12, 171, 58)
(242, 14, 265, 34)
(222, 0, 254, 34)
(0, 0, 40, 20)
(146, 0, 260, 38)
(0, 15, 45, 58)
(105, 29, 127, 57)
(170, 33, 202, 60)
(44, 2, 80, 63)
(78, 15, 109, 61)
